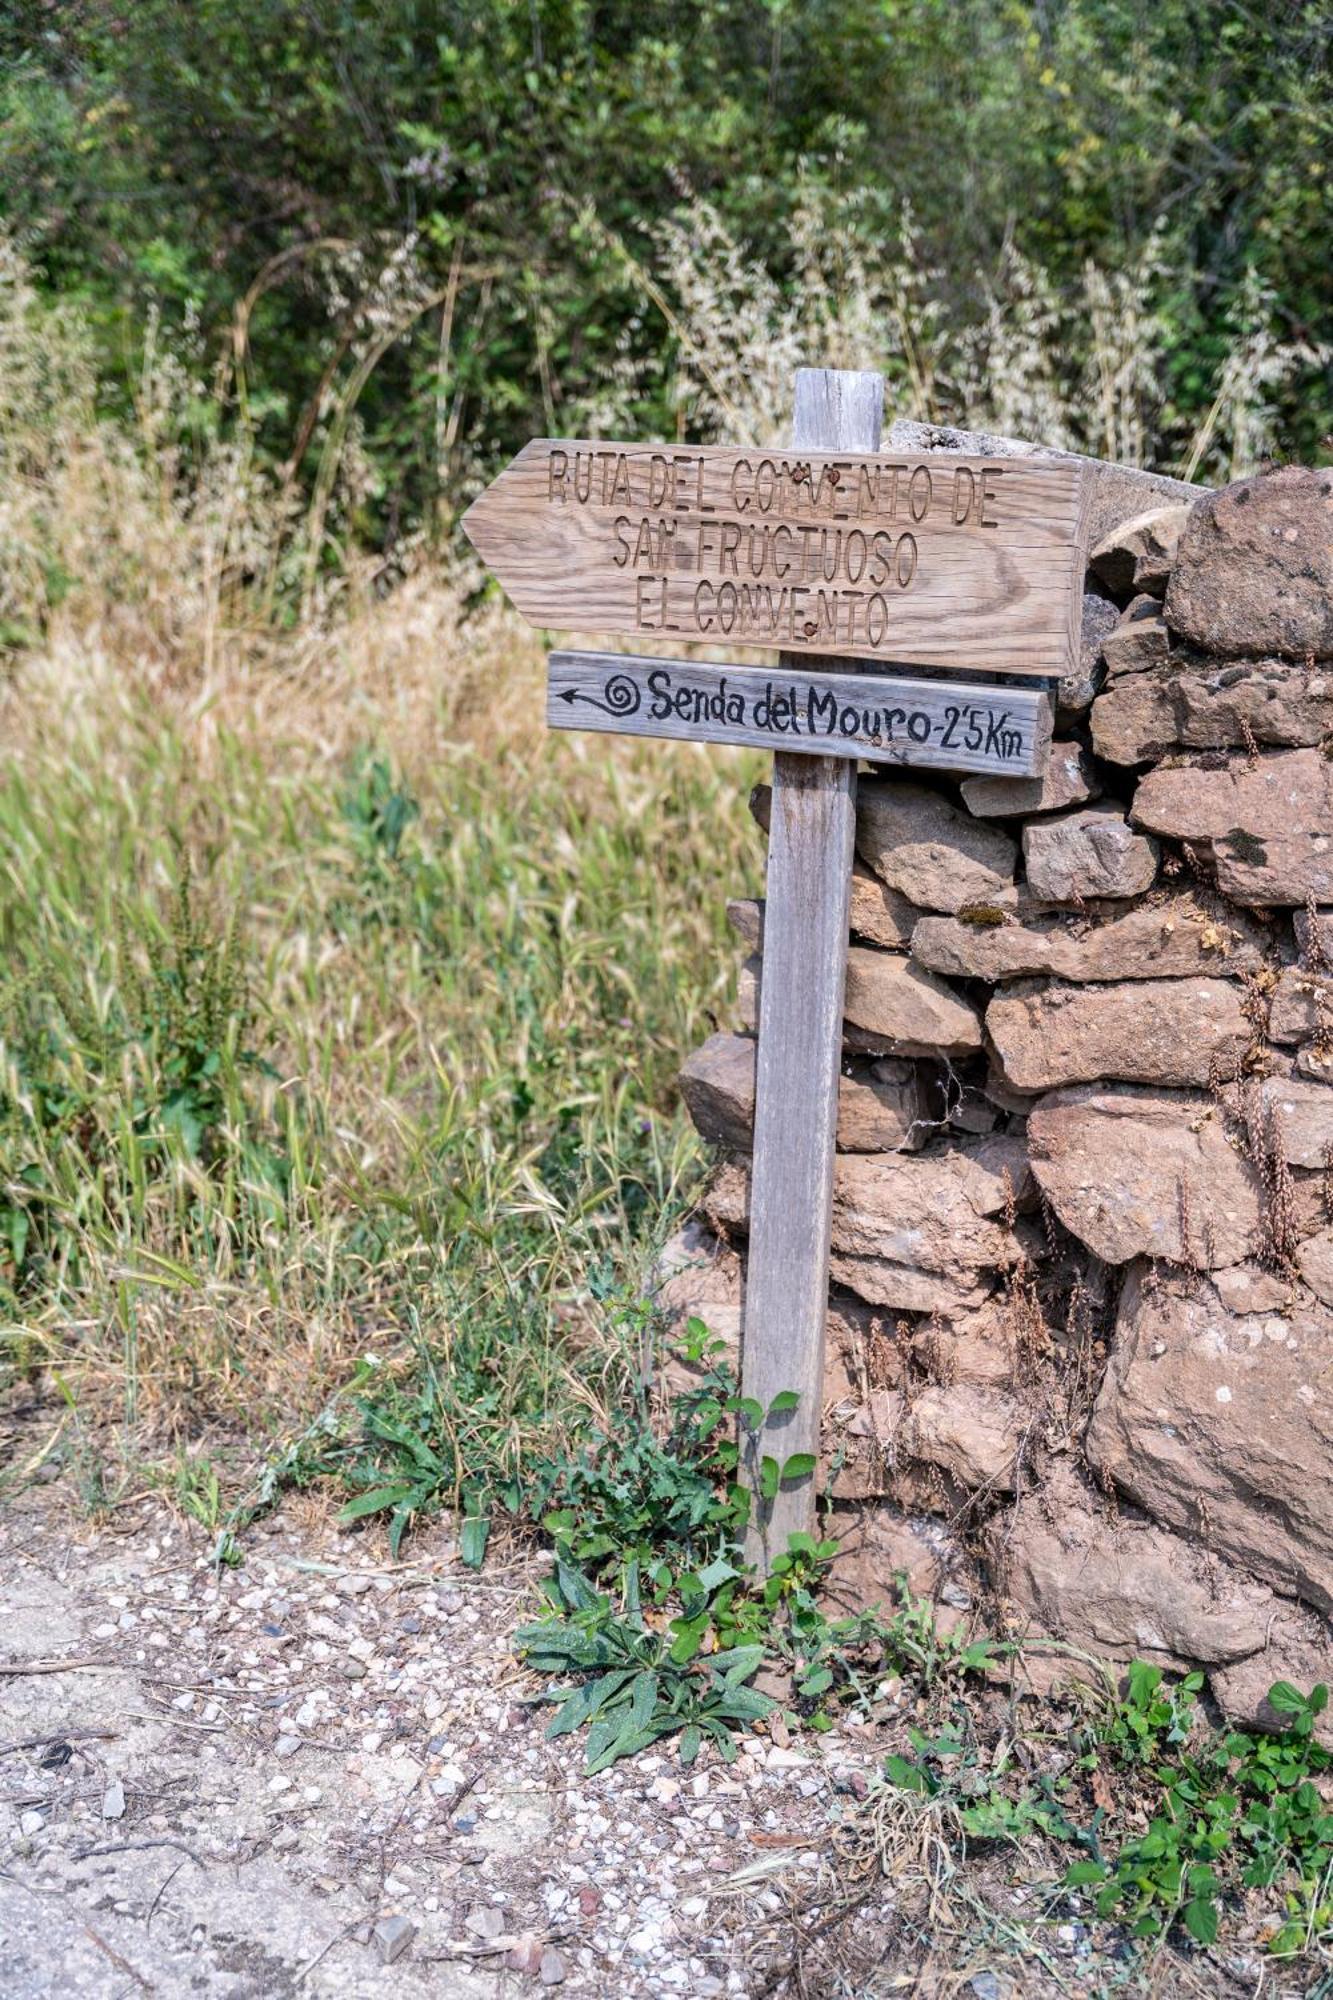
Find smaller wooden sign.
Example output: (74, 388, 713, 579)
(548, 649, 1054, 777)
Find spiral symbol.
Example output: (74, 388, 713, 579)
(603, 674, 641, 716)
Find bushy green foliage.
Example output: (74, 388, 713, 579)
(4, 0, 1329, 541)
(1067, 1670, 1333, 1956)
(877, 1649, 1333, 1963)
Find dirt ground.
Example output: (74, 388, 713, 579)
(0, 1428, 1313, 2000)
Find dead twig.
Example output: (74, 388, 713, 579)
(0, 1657, 113, 1676)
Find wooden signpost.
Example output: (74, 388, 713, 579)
(463, 371, 1089, 1570)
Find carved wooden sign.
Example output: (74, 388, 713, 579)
(548, 650, 1053, 777)
(463, 438, 1089, 679)
(462, 381, 1090, 1573)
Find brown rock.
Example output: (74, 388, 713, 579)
(992, 1464, 1278, 1666)
(1023, 808, 1159, 903)
(1132, 749, 1333, 906)
(825, 1506, 971, 1613)
(830, 1381, 1022, 1498)
(1268, 965, 1333, 1047)
(725, 897, 763, 950)
(1297, 1227, 1333, 1306)
(849, 864, 920, 948)
(731, 871, 919, 952)
(1254, 1075, 1333, 1169)
(1090, 504, 1191, 598)
(960, 743, 1099, 820)
(843, 947, 983, 1057)
(1165, 465, 1333, 660)
(1210, 1602, 1333, 1744)
(1027, 1085, 1261, 1265)
(650, 1221, 882, 1406)
(906, 1383, 1022, 1490)
(1087, 1262, 1333, 1613)
(987, 977, 1250, 1093)
(912, 897, 1266, 986)
(1294, 905, 1333, 964)
(1102, 595, 1171, 678)
(1172, 658, 1333, 751)
(1095, 658, 1333, 767)
(678, 1031, 930, 1154)
(913, 1304, 1018, 1387)
(856, 778, 1017, 915)
(736, 940, 982, 1060)
(1090, 670, 1178, 767)
(1057, 585, 1117, 724)
(703, 1140, 1033, 1315)
(1213, 1262, 1295, 1315)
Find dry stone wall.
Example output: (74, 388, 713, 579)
(660, 459, 1333, 1729)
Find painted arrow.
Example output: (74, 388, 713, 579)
(461, 436, 1089, 679)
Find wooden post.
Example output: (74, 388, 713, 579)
(741, 368, 884, 1570)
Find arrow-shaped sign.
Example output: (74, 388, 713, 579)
(462, 438, 1088, 679)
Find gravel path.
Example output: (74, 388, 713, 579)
(0, 1465, 897, 1999)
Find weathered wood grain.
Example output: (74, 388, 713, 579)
(547, 649, 1054, 777)
(462, 434, 1088, 679)
(739, 368, 882, 1572)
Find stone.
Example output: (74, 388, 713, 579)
(678, 1031, 930, 1154)
(539, 1947, 568, 1986)
(849, 864, 920, 948)
(704, 1138, 1033, 1313)
(830, 1383, 1021, 1498)
(1102, 595, 1171, 678)
(884, 418, 1208, 550)
(1297, 1227, 1333, 1306)
(960, 742, 1099, 820)
(729, 870, 920, 952)
(1023, 808, 1159, 902)
(911, 896, 1266, 986)
(1252, 1075, 1333, 1168)
(991, 1464, 1279, 1666)
(725, 897, 762, 949)
(1212, 1262, 1295, 1315)
(1090, 669, 1178, 767)
(1095, 657, 1333, 766)
(1027, 1085, 1262, 1266)
(987, 977, 1250, 1092)
(1268, 966, 1333, 1046)
(906, 1383, 1023, 1490)
(373, 1916, 416, 1966)
(737, 945, 983, 1058)
(1132, 748, 1333, 905)
(101, 1779, 126, 1821)
(916, 1302, 1019, 1387)
(1058, 585, 1118, 725)
(1087, 1262, 1333, 1613)
(1294, 905, 1333, 964)
(1090, 504, 1191, 598)
(1164, 464, 1333, 660)
(824, 1506, 969, 1614)
(843, 947, 983, 1057)
(856, 778, 1017, 915)
(1210, 1602, 1333, 1745)
(652, 1220, 902, 1408)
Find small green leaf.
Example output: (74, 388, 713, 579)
(337, 1482, 413, 1523)
(780, 1452, 817, 1482)
(459, 1514, 490, 1569)
(767, 1390, 800, 1415)
(760, 1456, 780, 1501)
(1184, 1897, 1219, 1947)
